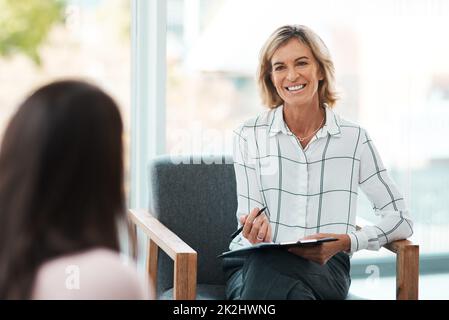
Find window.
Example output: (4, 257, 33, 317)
(0, 0, 131, 191)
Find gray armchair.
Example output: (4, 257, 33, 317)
(127, 155, 419, 300)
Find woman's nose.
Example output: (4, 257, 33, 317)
(286, 67, 299, 82)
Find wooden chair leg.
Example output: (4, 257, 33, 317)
(146, 238, 159, 299)
(174, 252, 197, 300)
(128, 220, 138, 261)
(396, 244, 419, 300)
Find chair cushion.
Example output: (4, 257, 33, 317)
(160, 284, 226, 300)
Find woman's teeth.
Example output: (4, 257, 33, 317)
(286, 84, 306, 91)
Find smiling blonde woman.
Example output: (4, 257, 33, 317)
(223, 25, 413, 300)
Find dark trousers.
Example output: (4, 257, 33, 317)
(222, 249, 351, 300)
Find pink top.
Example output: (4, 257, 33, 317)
(32, 248, 148, 300)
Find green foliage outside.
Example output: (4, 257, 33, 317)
(0, 0, 66, 65)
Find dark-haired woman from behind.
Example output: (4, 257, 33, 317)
(0, 80, 147, 299)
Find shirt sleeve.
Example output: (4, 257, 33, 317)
(348, 130, 414, 253)
(230, 125, 265, 249)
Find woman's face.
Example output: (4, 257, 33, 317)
(270, 38, 323, 108)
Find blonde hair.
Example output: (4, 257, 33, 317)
(257, 25, 338, 108)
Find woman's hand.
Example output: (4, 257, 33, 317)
(240, 207, 272, 244)
(287, 233, 351, 265)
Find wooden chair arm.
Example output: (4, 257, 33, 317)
(356, 225, 419, 300)
(128, 209, 197, 300)
(384, 239, 419, 300)
(383, 239, 416, 254)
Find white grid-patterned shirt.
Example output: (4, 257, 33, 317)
(230, 104, 413, 253)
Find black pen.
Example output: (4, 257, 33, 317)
(230, 206, 267, 240)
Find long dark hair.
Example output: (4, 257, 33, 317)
(0, 80, 125, 299)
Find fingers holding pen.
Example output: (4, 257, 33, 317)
(249, 215, 270, 243)
(248, 215, 264, 243)
(254, 219, 268, 243)
(264, 219, 273, 242)
(242, 207, 271, 244)
(242, 207, 260, 239)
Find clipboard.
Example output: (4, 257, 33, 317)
(217, 237, 338, 258)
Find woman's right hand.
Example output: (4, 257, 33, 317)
(240, 207, 272, 244)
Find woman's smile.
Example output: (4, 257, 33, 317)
(285, 83, 307, 93)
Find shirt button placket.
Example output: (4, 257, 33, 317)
(299, 148, 308, 237)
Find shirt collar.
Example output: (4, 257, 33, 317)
(268, 103, 342, 138)
(268, 105, 290, 137)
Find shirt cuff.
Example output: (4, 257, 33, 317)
(348, 230, 369, 253)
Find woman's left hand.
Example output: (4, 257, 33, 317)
(287, 233, 351, 265)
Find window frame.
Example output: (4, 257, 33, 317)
(130, 0, 167, 210)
